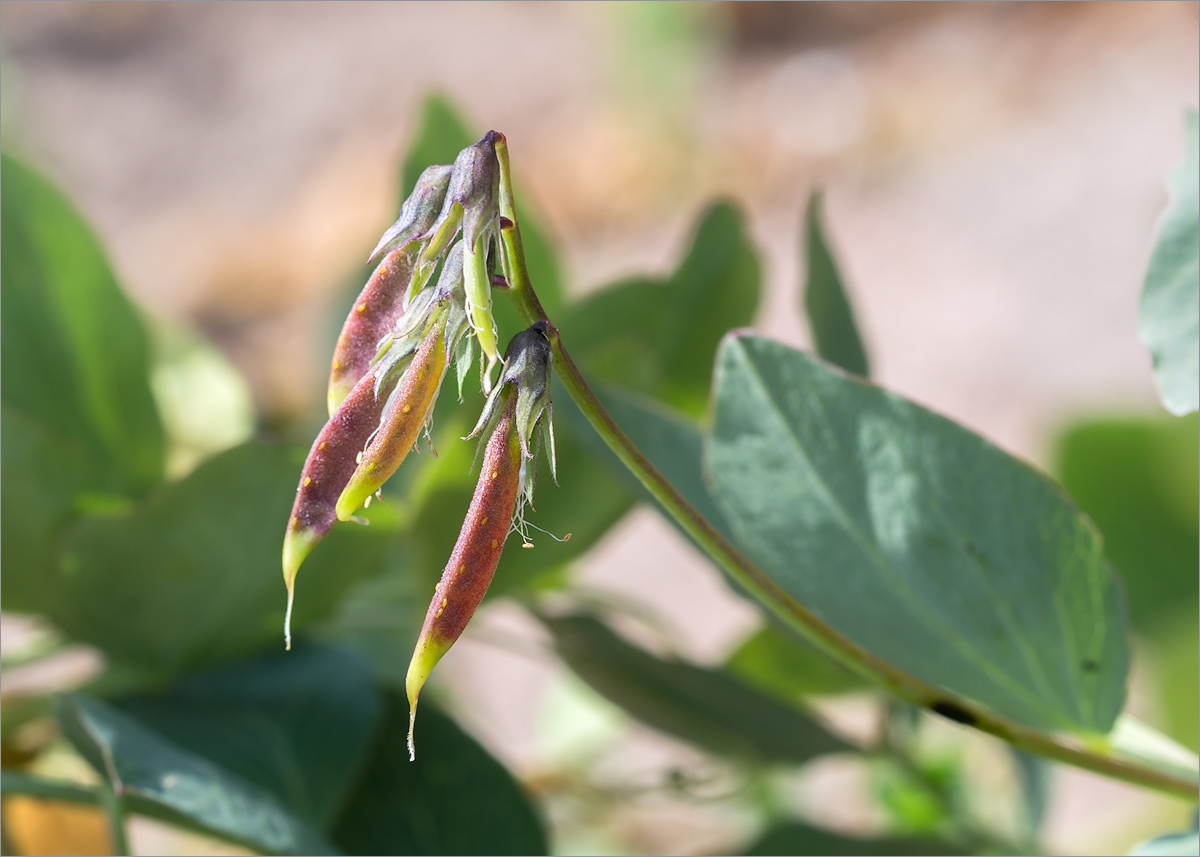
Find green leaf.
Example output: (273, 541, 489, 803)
(705, 334, 1129, 733)
(1130, 815, 1199, 856)
(47, 442, 396, 675)
(116, 644, 382, 831)
(541, 613, 852, 764)
(1052, 413, 1198, 636)
(55, 692, 333, 855)
(561, 277, 670, 398)
(595, 386, 730, 533)
(802, 191, 870, 377)
(739, 820, 956, 856)
(1, 404, 114, 612)
(725, 622, 867, 700)
(331, 693, 547, 856)
(659, 202, 761, 411)
(1, 153, 164, 490)
(1140, 111, 1199, 415)
(2, 154, 165, 612)
(1008, 747, 1050, 844)
(564, 202, 761, 417)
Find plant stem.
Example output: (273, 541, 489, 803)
(99, 781, 131, 856)
(491, 135, 1199, 802)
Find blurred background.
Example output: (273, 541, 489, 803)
(2, 2, 1197, 854)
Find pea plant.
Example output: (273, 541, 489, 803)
(1, 98, 1196, 856)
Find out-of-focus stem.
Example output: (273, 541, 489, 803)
(491, 133, 1199, 801)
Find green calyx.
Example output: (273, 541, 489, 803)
(369, 162, 454, 263)
(466, 321, 557, 500)
(372, 240, 475, 400)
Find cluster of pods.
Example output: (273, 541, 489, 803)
(281, 131, 556, 758)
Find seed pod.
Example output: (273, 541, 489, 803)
(405, 322, 555, 759)
(406, 395, 521, 760)
(327, 246, 416, 416)
(283, 365, 396, 648)
(335, 309, 451, 521)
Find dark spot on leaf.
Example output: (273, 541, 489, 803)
(1082, 659, 1099, 673)
(930, 700, 977, 726)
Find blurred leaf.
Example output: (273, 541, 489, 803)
(149, 318, 255, 480)
(739, 820, 956, 856)
(542, 613, 852, 764)
(116, 644, 381, 831)
(564, 202, 761, 417)
(47, 442, 396, 675)
(1107, 715, 1199, 785)
(55, 692, 332, 855)
(1, 404, 115, 612)
(802, 191, 870, 377)
(0, 153, 164, 490)
(1008, 747, 1051, 844)
(706, 334, 1129, 733)
(313, 541, 426, 688)
(1139, 111, 1199, 415)
(659, 203, 761, 412)
(873, 761, 950, 835)
(2, 154, 165, 612)
(561, 277, 669, 398)
(594, 386, 730, 534)
(331, 693, 546, 856)
(1154, 614, 1200, 753)
(1052, 413, 1198, 635)
(1130, 815, 1200, 856)
(726, 622, 867, 700)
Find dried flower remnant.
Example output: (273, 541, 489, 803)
(421, 131, 504, 384)
(406, 322, 556, 759)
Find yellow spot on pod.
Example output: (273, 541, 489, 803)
(481, 517, 488, 525)
(491, 539, 498, 548)
(401, 404, 412, 414)
(303, 477, 312, 487)
(380, 267, 388, 275)
(319, 442, 328, 451)
(357, 303, 367, 313)
(290, 516, 298, 527)
(490, 470, 498, 480)
(333, 360, 341, 370)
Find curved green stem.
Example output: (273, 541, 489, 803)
(492, 136, 1199, 802)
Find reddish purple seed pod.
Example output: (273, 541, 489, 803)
(405, 395, 521, 757)
(327, 247, 416, 416)
(282, 366, 395, 648)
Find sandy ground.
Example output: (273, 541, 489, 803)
(2, 2, 1197, 854)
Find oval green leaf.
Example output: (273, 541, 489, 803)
(331, 693, 547, 856)
(542, 613, 852, 765)
(1139, 111, 1199, 415)
(55, 692, 333, 855)
(705, 334, 1129, 734)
